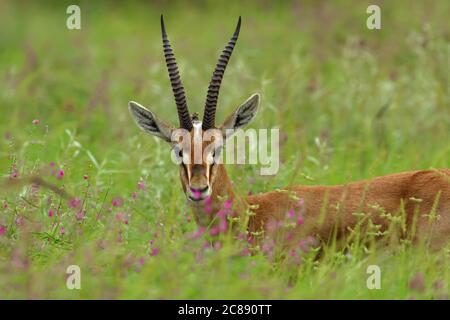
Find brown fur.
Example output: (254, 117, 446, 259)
(189, 164, 450, 250)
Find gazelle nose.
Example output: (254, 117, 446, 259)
(190, 186, 208, 194)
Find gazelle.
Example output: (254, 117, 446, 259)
(129, 16, 450, 250)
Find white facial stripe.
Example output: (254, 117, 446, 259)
(193, 121, 202, 165)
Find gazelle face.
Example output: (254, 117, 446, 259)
(128, 16, 259, 205)
(129, 94, 259, 204)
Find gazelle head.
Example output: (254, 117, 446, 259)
(129, 16, 259, 208)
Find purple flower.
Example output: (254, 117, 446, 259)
(75, 211, 85, 221)
(0, 225, 6, 235)
(209, 226, 220, 236)
(60, 226, 65, 235)
(192, 226, 206, 239)
(287, 208, 296, 218)
(68, 198, 81, 209)
(224, 199, 232, 210)
(48, 210, 54, 217)
(112, 198, 122, 207)
(219, 219, 228, 232)
(57, 169, 65, 179)
(137, 181, 145, 190)
(150, 248, 160, 256)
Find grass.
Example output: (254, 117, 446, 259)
(0, 0, 449, 299)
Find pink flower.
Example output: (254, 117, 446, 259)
(297, 215, 304, 225)
(209, 226, 220, 236)
(112, 198, 122, 207)
(150, 247, 160, 256)
(216, 209, 226, 218)
(60, 226, 65, 235)
(57, 169, 65, 179)
(204, 197, 212, 206)
(409, 273, 426, 293)
(296, 198, 305, 207)
(214, 241, 222, 250)
(83, 175, 88, 180)
(241, 247, 251, 256)
(49, 162, 55, 167)
(224, 199, 232, 210)
(68, 198, 81, 209)
(192, 226, 206, 239)
(137, 181, 145, 190)
(131, 192, 138, 199)
(15, 216, 24, 226)
(204, 205, 212, 214)
(138, 257, 145, 266)
(0, 225, 7, 235)
(32, 119, 40, 125)
(219, 219, 228, 232)
(75, 211, 85, 221)
(115, 212, 125, 221)
(48, 210, 54, 217)
(287, 208, 296, 218)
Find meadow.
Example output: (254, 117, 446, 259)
(0, 0, 449, 299)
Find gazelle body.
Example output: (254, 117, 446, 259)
(129, 16, 450, 250)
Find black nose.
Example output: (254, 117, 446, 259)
(190, 186, 208, 194)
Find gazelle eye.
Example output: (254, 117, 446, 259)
(178, 149, 183, 158)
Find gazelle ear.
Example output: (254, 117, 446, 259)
(220, 93, 259, 138)
(128, 101, 174, 142)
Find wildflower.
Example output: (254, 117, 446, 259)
(0, 225, 6, 235)
(218, 219, 228, 232)
(115, 212, 125, 222)
(287, 208, 296, 218)
(2, 202, 8, 209)
(150, 247, 160, 256)
(131, 192, 138, 199)
(68, 198, 81, 209)
(57, 169, 65, 179)
(214, 241, 222, 250)
(224, 199, 232, 210)
(49, 162, 55, 167)
(297, 215, 304, 225)
(48, 210, 54, 217)
(241, 247, 251, 256)
(15, 216, 24, 226)
(83, 175, 88, 180)
(60, 226, 65, 235)
(192, 226, 206, 239)
(75, 211, 85, 221)
(137, 181, 145, 190)
(32, 119, 40, 125)
(409, 273, 426, 293)
(138, 257, 145, 266)
(296, 198, 305, 207)
(209, 226, 220, 236)
(112, 198, 122, 207)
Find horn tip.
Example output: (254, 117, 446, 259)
(236, 16, 242, 34)
(160, 14, 166, 35)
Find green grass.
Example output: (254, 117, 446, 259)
(0, 0, 449, 299)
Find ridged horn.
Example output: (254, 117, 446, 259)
(161, 15, 193, 131)
(202, 17, 241, 130)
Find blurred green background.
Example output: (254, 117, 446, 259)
(0, 1, 449, 299)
